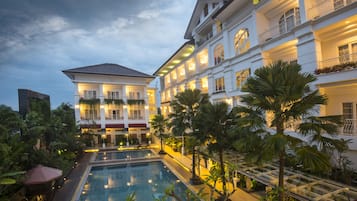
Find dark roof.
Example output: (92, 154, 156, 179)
(62, 63, 154, 78)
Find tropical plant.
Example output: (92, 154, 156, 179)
(169, 89, 209, 185)
(150, 114, 168, 154)
(237, 61, 344, 201)
(195, 102, 236, 200)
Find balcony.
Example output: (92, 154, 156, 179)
(315, 53, 357, 74)
(307, 0, 357, 20)
(79, 97, 100, 105)
(259, 21, 300, 44)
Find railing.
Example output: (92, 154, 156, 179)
(341, 119, 357, 135)
(316, 53, 357, 74)
(307, 0, 357, 20)
(105, 116, 124, 120)
(128, 116, 144, 120)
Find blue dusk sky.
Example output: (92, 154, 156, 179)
(0, 0, 195, 111)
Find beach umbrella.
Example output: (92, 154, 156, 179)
(24, 165, 62, 185)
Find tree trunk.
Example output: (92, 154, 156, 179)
(219, 148, 227, 199)
(277, 120, 285, 201)
(278, 150, 285, 201)
(160, 136, 163, 151)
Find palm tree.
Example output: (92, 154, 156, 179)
(195, 102, 236, 200)
(150, 114, 168, 154)
(169, 89, 209, 185)
(238, 61, 343, 201)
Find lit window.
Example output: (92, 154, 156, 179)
(171, 70, 177, 80)
(187, 58, 195, 72)
(339, 45, 350, 63)
(279, 8, 300, 34)
(236, 69, 250, 89)
(197, 49, 208, 68)
(214, 44, 224, 65)
(334, 0, 352, 10)
(342, 102, 353, 120)
(107, 91, 120, 99)
(84, 90, 96, 99)
(234, 29, 250, 55)
(215, 77, 225, 92)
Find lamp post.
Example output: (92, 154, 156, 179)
(125, 133, 129, 147)
(181, 133, 185, 155)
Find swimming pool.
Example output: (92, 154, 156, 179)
(78, 161, 192, 201)
(95, 149, 155, 161)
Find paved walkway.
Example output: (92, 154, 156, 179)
(52, 153, 92, 201)
(161, 145, 259, 201)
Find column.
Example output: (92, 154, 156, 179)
(99, 84, 105, 129)
(123, 85, 129, 129)
(74, 82, 80, 124)
(144, 86, 149, 127)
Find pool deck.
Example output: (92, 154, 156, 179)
(52, 146, 260, 201)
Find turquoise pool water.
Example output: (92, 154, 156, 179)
(79, 161, 191, 201)
(95, 149, 154, 161)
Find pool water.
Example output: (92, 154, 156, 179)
(79, 161, 191, 201)
(95, 149, 154, 161)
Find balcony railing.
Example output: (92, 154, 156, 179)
(307, 0, 357, 20)
(315, 53, 357, 74)
(341, 119, 357, 135)
(128, 116, 144, 120)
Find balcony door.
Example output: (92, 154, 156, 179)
(342, 102, 356, 134)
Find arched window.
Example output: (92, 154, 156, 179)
(234, 29, 250, 55)
(279, 8, 300, 34)
(214, 44, 224, 65)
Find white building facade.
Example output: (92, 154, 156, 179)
(154, 0, 357, 167)
(63, 63, 156, 146)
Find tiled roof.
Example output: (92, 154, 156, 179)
(62, 63, 154, 78)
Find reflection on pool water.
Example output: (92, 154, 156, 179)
(79, 161, 190, 201)
(95, 149, 154, 161)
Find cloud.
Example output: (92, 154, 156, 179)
(0, 0, 196, 110)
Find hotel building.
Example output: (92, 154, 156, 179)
(154, 0, 357, 167)
(63, 63, 156, 146)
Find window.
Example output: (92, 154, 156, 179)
(352, 43, 357, 61)
(84, 90, 96, 99)
(337, 42, 357, 63)
(279, 8, 300, 34)
(212, 2, 218, 8)
(107, 91, 120, 99)
(216, 21, 222, 34)
(197, 49, 208, 68)
(129, 106, 144, 119)
(84, 109, 98, 120)
(234, 29, 250, 55)
(339, 45, 350, 63)
(203, 4, 209, 17)
(165, 74, 171, 86)
(129, 91, 141, 99)
(334, 0, 352, 10)
(215, 77, 225, 92)
(236, 69, 250, 89)
(343, 102, 353, 120)
(214, 44, 224, 65)
(111, 110, 121, 120)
